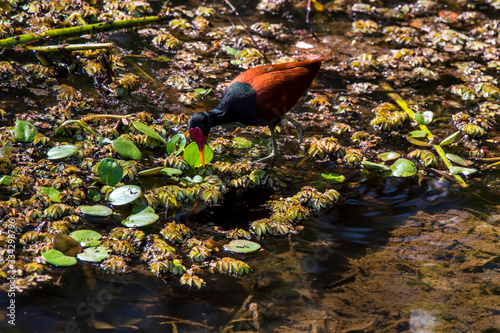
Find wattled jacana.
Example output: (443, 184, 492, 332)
(188, 58, 324, 166)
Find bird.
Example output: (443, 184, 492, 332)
(188, 58, 324, 166)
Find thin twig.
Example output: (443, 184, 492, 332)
(221, 0, 270, 63)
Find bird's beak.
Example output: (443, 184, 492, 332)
(199, 146, 205, 167)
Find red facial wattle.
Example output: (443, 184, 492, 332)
(189, 127, 208, 167)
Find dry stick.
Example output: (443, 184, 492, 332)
(221, 0, 271, 64)
(0, 16, 164, 47)
(25, 43, 114, 52)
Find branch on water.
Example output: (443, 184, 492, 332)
(0, 16, 165, 47)
(25, 43, 114, 52)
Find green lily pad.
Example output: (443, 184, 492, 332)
(132, 205, 155, 214)
(440, 131, 460, 146)
(446, 153, 470, 167)
(97, 158, 123, 186)
(449, 166, 477, 176)
(14, 120, 38, 142)
(79, 205, 113, 217)
(321, 173, 345, 183)
(47, 145, 78, 160)
(77, 246, 111, 263)
(112, 138, 142, 160)
(108, 185, 142, 206)
(42, 249, 77, 267)
(409, 130, 428, 138)
(122, 212, 159, 227)
(361, 161, 391, 171)
(133, 121, 168, 146)
(138, 167, 164, 176)
(160, 167, 183, 176)
(184, 142, 213, 168)
(39, 187, 61, 202)
(390, 158, 417, 177)
(167, 134, 186, 156)
(52, 233, 82, 257)
(69, 230, 103, 247)
(414, 111, 433, 125)
(231, 137, 252, 148)
(378, 152, 400, 161)
(224, 240, 262, 254)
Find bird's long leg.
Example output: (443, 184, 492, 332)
(252, 127, 278, 164)
(283, 115, 303, 143)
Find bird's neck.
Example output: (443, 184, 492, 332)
(206, 107, 234, 127)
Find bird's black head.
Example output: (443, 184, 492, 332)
(188, 112, 211, 137)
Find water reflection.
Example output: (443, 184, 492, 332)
(409, 309, 441, 333)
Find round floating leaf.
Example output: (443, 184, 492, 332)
(414, 111, 433, 125)
(440, 131, 460, 146)
(52, 233, 82, 257)
(446, 153, 470, 167)
(321, 173, 345, 183)
(97, 158, 123, 186)
(132, 205, 155, 214)
(224, 240, 262, 254)
(138, 167, 164, 176)
(184, 142, 213, 168)
(112, 138, 142, 160)
(47, 145, 78, 160)
(361, 161, 391, 171)
(390, 158, 417, 177)
(167, 134, 186, 156)
(70, 230, 103, 247)
(133, 121, 168, 146)
(409, 130, 428, 138)
(122, 212, 159, 227)
(39, 187, 61, 202)
(79, 205, 113, 217)
(108, 185, 142, 206)
(14, 120, 38, 142)
(231, 137, 252, 148)
(449, 166, 477, 176)
(77, 246, 111, 263)
(160, 167, 183, 176)
(378, 152, 400, 161)
(42, 249, 77, 267)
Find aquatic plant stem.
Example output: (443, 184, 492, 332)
(382, 84, 468, 188)
(25, 43, 113, 52)
(0, 16, 164, 47)
(221, 0, 270, 63)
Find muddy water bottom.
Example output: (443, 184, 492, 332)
(4, 181, 499, 332)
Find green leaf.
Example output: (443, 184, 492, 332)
(445, 153, 470, 167)
(42, 249, 77, 267)
(160, 167, 183, 176)
(167, 134, 186, 156)
(0, 175, 12, 186)
(77, 246, 111, 263)
(138, 167, 164, 176)
(79, 205, 113, 217)
(183, 142, 213, 168)
(224, 45, 238, 55)
(0, 146, 16, 157)
(414, 111, 433, 125)
(390, 158, 417, 177)
(87, 189, 101, 202)
(321, 173, 345, 183)
(231, 137, 253, 148)
(409, 130, 428, 138)
(132, 205, 155, 214)
(112, 138, 142, 160)
(14, 120, 38, 142)
(223, 240, 261, 254)
(449, 166, 477, 176)
(133, 121, 168, 146)
(406, 137, 430, 147)
(47, 145, 78, 160)
(97, 158, 123, 186)
(122, 212, 159, 227)
(108, 185, 142, 206)
(70, 230, 103, 247)
(193, 88, 212, 96)
(361, 161, 391, 171)
(378, 152, 400, 161)
(39, 187, 61, 202)
(230, 59, 242, 65)
(439, 131, 460, 146)
(52, 233, 82, 256)
(55, 120, 99, 136)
